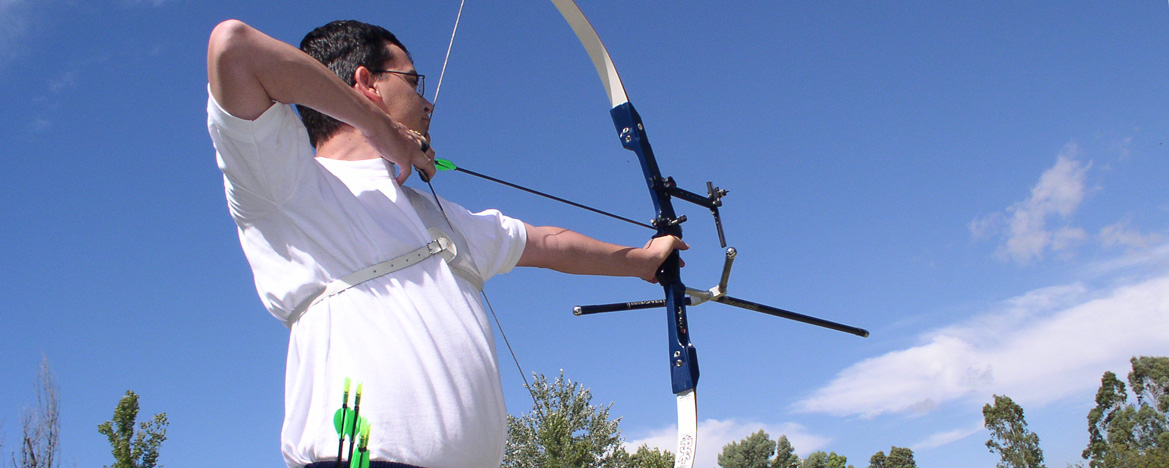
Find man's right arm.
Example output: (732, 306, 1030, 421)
(206, 20, 430, 183)
(207, 20, 375, 122)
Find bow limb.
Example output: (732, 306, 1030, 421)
(549, 1, 698, 467)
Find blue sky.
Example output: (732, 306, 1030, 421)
(2, 1, 1168, 467)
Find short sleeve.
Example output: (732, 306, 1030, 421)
(435, 196, 527, 282)
(206, 86, 316, 218)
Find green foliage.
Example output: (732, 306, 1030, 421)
(1082, 356, 1169, 468)
(798, 450, 852, 468)
(774, 436, 800, 468)
(622, 444, 676, 468)
(868, 447, 915, 468)
(884, 447, 915, 468)
(97, 391, 168, 468)
(983, 394, 1046, 468)
(716, 431, 801, 468)
(718, 430, 777, 468)
(503, 372, 631, 468)
(1129, 356, 1169, 413)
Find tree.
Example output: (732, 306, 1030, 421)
(15, 358, 60, 468)
(774, 435, 801, 468)
(799, 451, 852, 468)
(503, 372, 635, 468)
(719, 430, 777, 468)
(716, 430, 800, 468)
(97, 391, 168, 468)
(983, 394, 1045, 468)
(868, 446, 915, 468)
(1082, 356, 1169, 468)
(624, 444, 675, 468)
(1084, 371, 1129, 467)
(884, 447, 916, 468)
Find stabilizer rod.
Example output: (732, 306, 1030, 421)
(574, 295, 868, 338)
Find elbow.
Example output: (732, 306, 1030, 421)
(208, 19, 252, 62)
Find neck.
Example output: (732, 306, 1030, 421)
(315, 128, 381, 161)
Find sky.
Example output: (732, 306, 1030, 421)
(2, 1, 1168, 468)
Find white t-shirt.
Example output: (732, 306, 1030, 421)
(206, 89, 527, 468)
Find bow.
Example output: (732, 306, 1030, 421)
(424, 2, 868, 465)
(548, 1, 701, 465)
(546, 2, 869, 467)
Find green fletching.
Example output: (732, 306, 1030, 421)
(434, 158, 457, 171)
(351, 450, 369, 468)
(350, 419, 372, 468)
(333, 410, 369, 438)
(333, 408, 351, 436)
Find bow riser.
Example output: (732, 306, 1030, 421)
(611, 102, 699, 394)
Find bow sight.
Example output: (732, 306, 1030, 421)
(572, 139, 870, 336)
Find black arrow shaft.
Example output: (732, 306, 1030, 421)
(452, 166, 655, 230)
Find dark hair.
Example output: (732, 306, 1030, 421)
(297, 20, 410, 147)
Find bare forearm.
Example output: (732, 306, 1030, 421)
(518, 224, 685, 282)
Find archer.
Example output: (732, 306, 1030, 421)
(205, 18, 685, 468)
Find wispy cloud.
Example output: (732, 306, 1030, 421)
(1100, 220, 1165, 250)
(47, 70, 77, 92)
(0, 0, 29, 64)
(970, 144, 1092, 265)
(793, 265, 1169, 421)
(912, 422, 984, 450)
(625, 418, 830, 468)
(119, 0, 170, 7)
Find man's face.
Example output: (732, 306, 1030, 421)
(370, 43, 432, 136)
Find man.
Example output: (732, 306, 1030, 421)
(206, 19, 685, 468)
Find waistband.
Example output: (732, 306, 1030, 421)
(304, 462, 425, 468)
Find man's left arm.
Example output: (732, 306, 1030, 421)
(517, 224, 687, 283)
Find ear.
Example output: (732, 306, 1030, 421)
(353, 67, 382, 102)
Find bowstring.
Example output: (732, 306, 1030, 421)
(423, 0, 542, 417)
(430, 0, 464, 108)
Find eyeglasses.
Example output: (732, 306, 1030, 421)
(369, 69, 426, 98)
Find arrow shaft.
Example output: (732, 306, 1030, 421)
(453, 166, 655, 230)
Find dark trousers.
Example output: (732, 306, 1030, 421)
(304, 462, 425, 468)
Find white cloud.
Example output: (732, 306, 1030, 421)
(1082, 241, 1169, 279)
(912, 422, 984, 450)
(793, 267, 1169, 421)
(624, 418, 830, 468)
(1100, 221, 1165, 249)
(971, 144, 1092, 265)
